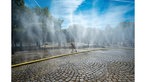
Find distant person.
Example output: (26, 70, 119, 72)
(71, 42, 77, 53)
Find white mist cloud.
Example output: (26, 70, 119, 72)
(50, 0, 84, 16)
(96, 5, 132, 28)
(50, 0, 133, 29)
(50, 0, 84, 28)
(69, 5, 133, 29)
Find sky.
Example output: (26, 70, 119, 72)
(24, 0, 134, 29)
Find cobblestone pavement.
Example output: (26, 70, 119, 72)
(12, 48, 92, 64)
(12, 49, 134, 82)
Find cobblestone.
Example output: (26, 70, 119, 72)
(12, 49, 134, 82)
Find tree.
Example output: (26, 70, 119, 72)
(12, 0, 25, 54)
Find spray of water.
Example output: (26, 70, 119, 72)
(12, 0, 134, 63)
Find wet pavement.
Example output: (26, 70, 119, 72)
(12, 49, 134, 82)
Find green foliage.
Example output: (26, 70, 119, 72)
(15, 0, 24, 7)
(12, 0, 64, 53)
